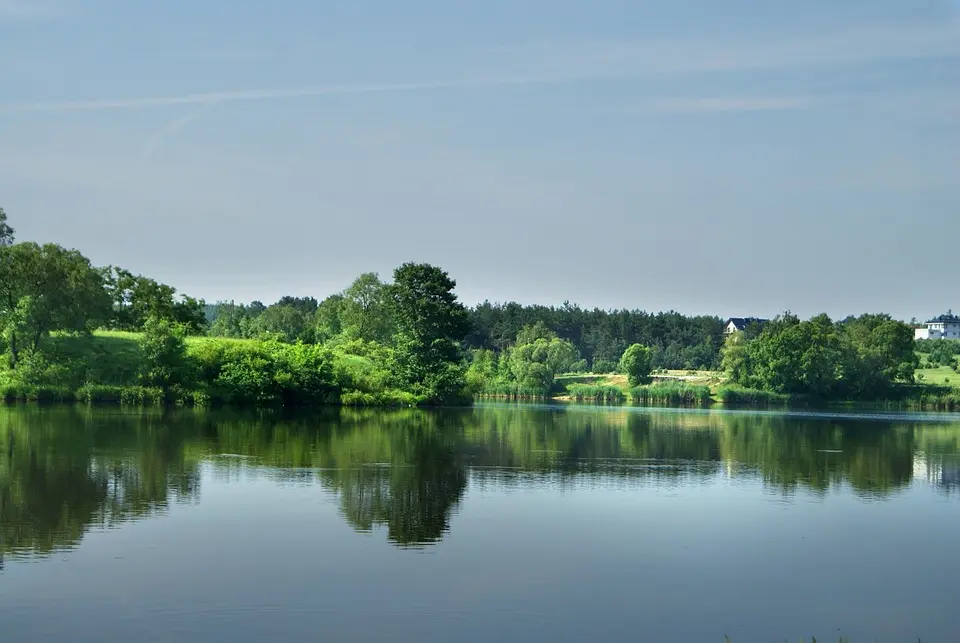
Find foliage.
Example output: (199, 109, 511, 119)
(138, 316, 191, 390)
(716, 386, 791, 406)
(102, 267, 207, 334)
(466, 300, 725, 371)
(390, 263, 470, 405)
(619, 343, 653, 386)
(188, 339, 340, 406)
(0, 206, 13, 247)
(917, 338, 960, 369)
(339, 273, 393, 343)
(0, 242, 112, 367)
(722, 313, 919, 400)
(591, 358, 618, 374)
(508, 333, 579, 391)
(629, 383, 712, 406)
(566, 383, 626, 403)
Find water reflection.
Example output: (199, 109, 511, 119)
(1, 404, 958, 559)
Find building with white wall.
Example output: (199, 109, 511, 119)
(915, 312, 960, 340)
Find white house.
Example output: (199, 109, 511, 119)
(724, 317, 768, 335)
(915, 311, 960, 340)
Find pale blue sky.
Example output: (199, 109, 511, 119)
(1, 0, 958, 320)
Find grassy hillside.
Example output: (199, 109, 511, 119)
(917, 365, 960, 388)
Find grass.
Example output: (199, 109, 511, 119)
(716, 386, 792, 406)
(565, 383, 627, 403)
(629, 382, 712, 406)
(915, 364, 960, 389)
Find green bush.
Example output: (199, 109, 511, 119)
(188, 339, 339, 406)
(716, 386, 791, 406)
(340, 389, 420, 407)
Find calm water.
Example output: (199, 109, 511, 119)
(1, 404, 959, 642)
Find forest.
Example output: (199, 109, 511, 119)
(0, 206, 949, 408)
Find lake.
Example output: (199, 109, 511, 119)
(1, 404, 959, 642)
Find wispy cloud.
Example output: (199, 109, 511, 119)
(3, 21, 958, 113)
(141, 101, 218, 159)
(634, 95, 825, 114)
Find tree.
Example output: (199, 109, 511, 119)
(390, 263, 470, 403)
(103, 267, 206, 334)
(0, 207, 13, 247)
(619, 343, 653, 386)
(248, 304, 314, 343)
(314, 295, 346, 343)
(340, 273, 393, 343)
(275, 296, 318, 315)
(138, 316, 190, 390)
(0, 243, 111, 367)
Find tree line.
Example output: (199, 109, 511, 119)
(0, 206, 939, 407)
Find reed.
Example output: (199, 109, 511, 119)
(630, 382, 712, 406)
(565, 383, 627, 403)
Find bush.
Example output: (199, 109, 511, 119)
(340, 390, 420, 407)
(76, 384, 165, 406)
(138, 316, 191, 390)
(619, 344, 652, 386)
(716, 386, 790, 406)
(188, 339, 340, 406)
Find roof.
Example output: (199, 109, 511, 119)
(926, 311, 960, 324)
(725, 317, 769, 330)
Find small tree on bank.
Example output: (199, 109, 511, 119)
(620, 343, 653, 386)
(138, 315, 190, 390)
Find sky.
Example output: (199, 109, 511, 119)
(1, 0, 958, 321)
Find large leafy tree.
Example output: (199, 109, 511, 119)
(390, 263, 470, 403)
(103, 267, 206, 334)
(505, 324, 579, 392)
(248, 304, 314, 343)
(0, 242, 112, 367)
(619, 343, 653, 386)
(340, 273, 393, 343)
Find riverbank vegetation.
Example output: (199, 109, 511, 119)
(2, 206, 959, 409)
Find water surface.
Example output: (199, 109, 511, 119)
(2, 404, 958, 642)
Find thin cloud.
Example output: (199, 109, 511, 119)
(637, 95, 824, 114)
(141, 101, 218, 159)
(4, 20, 958, 114)
(3, 74, 614, 113)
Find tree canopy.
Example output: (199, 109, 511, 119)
(722, 313, 918, 399)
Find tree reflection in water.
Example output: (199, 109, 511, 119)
(2, 405, 958, 558)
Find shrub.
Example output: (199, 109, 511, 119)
(716, 386, 790, 406)
(138, 316, 191, 390)
(619, 344, 652, 386)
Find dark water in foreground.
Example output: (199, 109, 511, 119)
(1, 404, 959, 642)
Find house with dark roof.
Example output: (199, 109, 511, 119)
(723, 317, 769, 335)
(915, 311, 960, 340)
